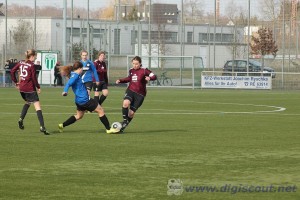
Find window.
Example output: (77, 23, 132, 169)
(131, 30, 138, 44)
(141, 31, 177, 43)
(222, 34, 234, 43)
(92, 29, 104, 38)
(226, 61, 233, 67)
(199, 33, 234, 43)
(187, 32, 193, 43)
(238, 61, 246, 68)
(215, 33, 222, 42)
(199, 33, 208, 43)
(114, 29, 120, 54)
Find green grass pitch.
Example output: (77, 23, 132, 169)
(0, 87, 299, 200)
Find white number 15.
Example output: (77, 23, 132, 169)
(20, 65, 28, 78)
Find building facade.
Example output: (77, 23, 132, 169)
(0, 16, 245, 69)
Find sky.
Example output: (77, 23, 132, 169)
(3, 0, 262, 18)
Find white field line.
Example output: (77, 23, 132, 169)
(0, 102, 287, 115)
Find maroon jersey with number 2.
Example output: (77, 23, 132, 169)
(118, 67, 156, 96)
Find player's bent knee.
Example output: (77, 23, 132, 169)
(103, 90, 108, 96)
(128, 111, 135, 118)
(75, 114, 83, 120)
(94, 107, 104, 115)
(123, 101, 130, 108)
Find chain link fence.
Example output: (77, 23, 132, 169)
(0, 0, 299, 89)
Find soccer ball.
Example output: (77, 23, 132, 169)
(112, 122, 122, 130)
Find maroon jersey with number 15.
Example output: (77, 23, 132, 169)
(11, 60, 40, 92)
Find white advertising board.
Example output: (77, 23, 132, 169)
(201, 75, 272, 89)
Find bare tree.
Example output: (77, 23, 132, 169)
(12, 19, 33, 54)
(224, 25, 247, 60)
(225, 0, 248, 26)
(97, 7, 114, 20)
(223, 0, 248, 60)
(260, 0, 281, 21)
(259, 0, 281, 32)
(8, 3, 33, 16)
(183, 0, 204, 24)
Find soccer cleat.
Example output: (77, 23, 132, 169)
(106, 128, 120, 134)
(120, 121, 128, 133)
(18, 118, 24, 130)
(58, 124, 64, 133)
(40, 126, 50, 135)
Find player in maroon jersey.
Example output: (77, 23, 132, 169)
(93, 51, 108, 105)
(10, 49, 50, 135)
(115, 56, 157, 133)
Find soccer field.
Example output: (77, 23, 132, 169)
(0, 87, 299, 200)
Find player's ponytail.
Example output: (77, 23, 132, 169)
(25, 49, 36, 61)
(60, 61, 83, 78)
(60, 65, 73, 78)
(72, 61, 83, 71)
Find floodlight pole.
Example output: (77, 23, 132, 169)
(5, 0, 7, 62)
(281, 0, 285, 89)
(62, 0, 67, 65)
(148, 0, 151, 68)
(34, 0, 36, 49)
(247, 0, 250, 75)
(87, 0, 90, 57)
(213, 0, 216, 74)
(71, 0, 73, 62)
(180, 0, 184, 85)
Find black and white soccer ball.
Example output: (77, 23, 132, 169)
(112, 122, 122, 130)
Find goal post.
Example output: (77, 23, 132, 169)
(126, 55, 203, 89)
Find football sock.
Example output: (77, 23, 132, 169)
(122, 107, 129, 122)
(100, 115, 110, 130)
(128, 117, 133, 124)
(99, 95, 107, 105)
(20, 104, 30, 119)
(63, 116, 77, 127)
(36, 110, 45, 127)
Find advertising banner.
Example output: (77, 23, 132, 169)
(201, 75, 272, 89)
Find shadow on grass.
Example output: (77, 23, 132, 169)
(48, 129, 107, 135)
(121, 129, 183, 134)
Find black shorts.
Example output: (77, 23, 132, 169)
(93, 81, 108, 91)
(20, 91, 39, 103)
(84, 81, 93, 91)
(76, 99, 98, 112)
(123, 89, 144, 112)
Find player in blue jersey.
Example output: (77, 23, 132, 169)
(80, 50, 99, 96)
(58, 61, 119, 134)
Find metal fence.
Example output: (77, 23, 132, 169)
(1, 0, 300, 89)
